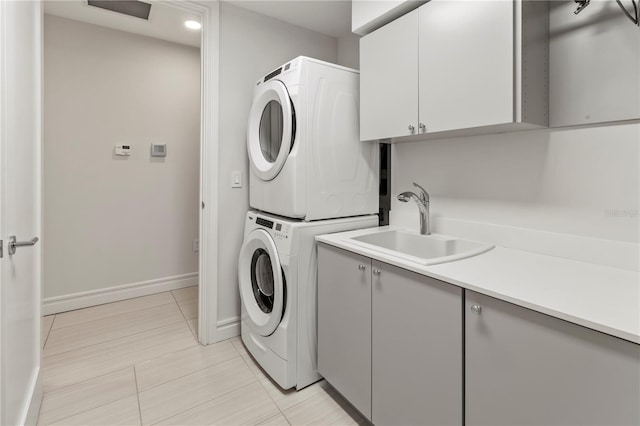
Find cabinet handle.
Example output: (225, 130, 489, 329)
(358, 264, 366, 271)
(419, 123, 426, 133)
(408, 124, 415, 133)
(470, 304, 482, 314)
(373, 268, 381, 275)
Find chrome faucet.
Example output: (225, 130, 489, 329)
(397, 182, 430, 235)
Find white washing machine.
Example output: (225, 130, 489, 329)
(247, 56, 379, 221)
(238, 211, 378, 390)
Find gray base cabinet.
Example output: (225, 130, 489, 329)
(372, 260, 462, 425)
(317, 245, 372, 420)
(465, 290, 640, 426)
(318, 243, 463, 425)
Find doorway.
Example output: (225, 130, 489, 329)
(41, 1, 203, 342)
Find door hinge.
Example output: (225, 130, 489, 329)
(0, 239, 3, 259)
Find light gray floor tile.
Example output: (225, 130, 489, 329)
(260, 377, 331, 412)
(177, 299, 198, 320)
(38, 368, 137, 425)
(53, 293, 175, 330)
(135, 340, 239, 391)
(154, 381, 279, 426)
(256, 412, 291, 426)
(230, 336, 270, 379)
(187, 318, 197, 338)
(42, 315, 55, 349)
(283, 386, 368, 426)
(43, 321, 197, 393)
(138, 357, 256, 425)
(49, 395, 141, 426)
(44, 303, 185, 356)
(171, 286, 198, 303)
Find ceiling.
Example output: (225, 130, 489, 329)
(227, 1, 352, 38)
(44, 1, 353, 46)
(43, 0, 202, 47)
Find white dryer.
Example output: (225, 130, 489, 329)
(238, 211, 378, 390)
(247, 56, 379, 221)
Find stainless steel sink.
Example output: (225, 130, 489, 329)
(349, 230, 494, 265)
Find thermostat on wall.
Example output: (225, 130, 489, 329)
(151, 144, 167, 157)
(115, 144, 131, 156)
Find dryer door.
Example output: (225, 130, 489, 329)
(238, 229, 285, 336)
(247, 79, 295, 181)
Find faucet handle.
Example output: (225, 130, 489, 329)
(412, 182, 429, 203)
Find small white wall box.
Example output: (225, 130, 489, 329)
(151, 144, 167, 157)
(115, 144, 131, 156)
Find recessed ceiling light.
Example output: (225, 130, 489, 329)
(184, 20, 201, 30)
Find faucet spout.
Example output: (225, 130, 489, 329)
(397, 188, 430, 235)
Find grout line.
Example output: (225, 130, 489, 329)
(146, 375, 260, 425)
(39, 368, 138, 424)
(170, 290, 190, 323)
(43, 315, 57, 350)
(42, 316, 188, 360)
(42, 308, 188, 358)
(138, 356, 248, 396)
(50, 292, 177, 331)
(133, 365, 144, 426)
(42, 395, 140, 426)
(135, 346, 242, 393)
(41, 366, 136, 398)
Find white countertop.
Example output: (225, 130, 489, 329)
(316, 226, 640, 344)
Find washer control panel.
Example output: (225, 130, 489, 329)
(252, 215, 290, 240)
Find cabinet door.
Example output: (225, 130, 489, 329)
(317, 244, 372, 420)
(418, 0, 513, 133)
(372, 261, 463, 425)
(466, 291, 640, 426)
(360, 9, 419, 141)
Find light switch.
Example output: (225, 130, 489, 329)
(231, 171, 242, 188)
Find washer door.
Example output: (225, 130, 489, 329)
(247, 79, 295, 181)
(238, 229, 285, 336)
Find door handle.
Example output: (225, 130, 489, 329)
(8, 236, 39, 256)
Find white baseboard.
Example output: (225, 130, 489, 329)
(21, 367, 42, 426)
(43, 273, 198, 315)
(212, 316, 240, 342)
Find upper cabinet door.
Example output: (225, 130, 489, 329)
(418, 0, 514, 133)
(360, 9, 419, 141)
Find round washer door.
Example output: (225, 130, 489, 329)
(247, 79, 294, 181)
(238, 229, 285, 336)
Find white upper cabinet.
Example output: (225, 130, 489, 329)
(352, 0, 427, 36)
(360, 0, 549, 142)
(360, 10, 419, 141)
(419, 0, 513, 133)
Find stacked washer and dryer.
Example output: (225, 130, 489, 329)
(238, 57, 379, 390)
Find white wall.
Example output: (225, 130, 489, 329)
(216, 3, 338, 325)
(390, 2, 639, 265)
(43, 15, 200, 301)
(337, 33, 360, 69)
(391, 123, 640, 243)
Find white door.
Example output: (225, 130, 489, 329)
(0, 1, 43, 425)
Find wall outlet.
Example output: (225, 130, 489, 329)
(192, 239, 199, 252)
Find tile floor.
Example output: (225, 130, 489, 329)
(39, 287, 367, 425)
